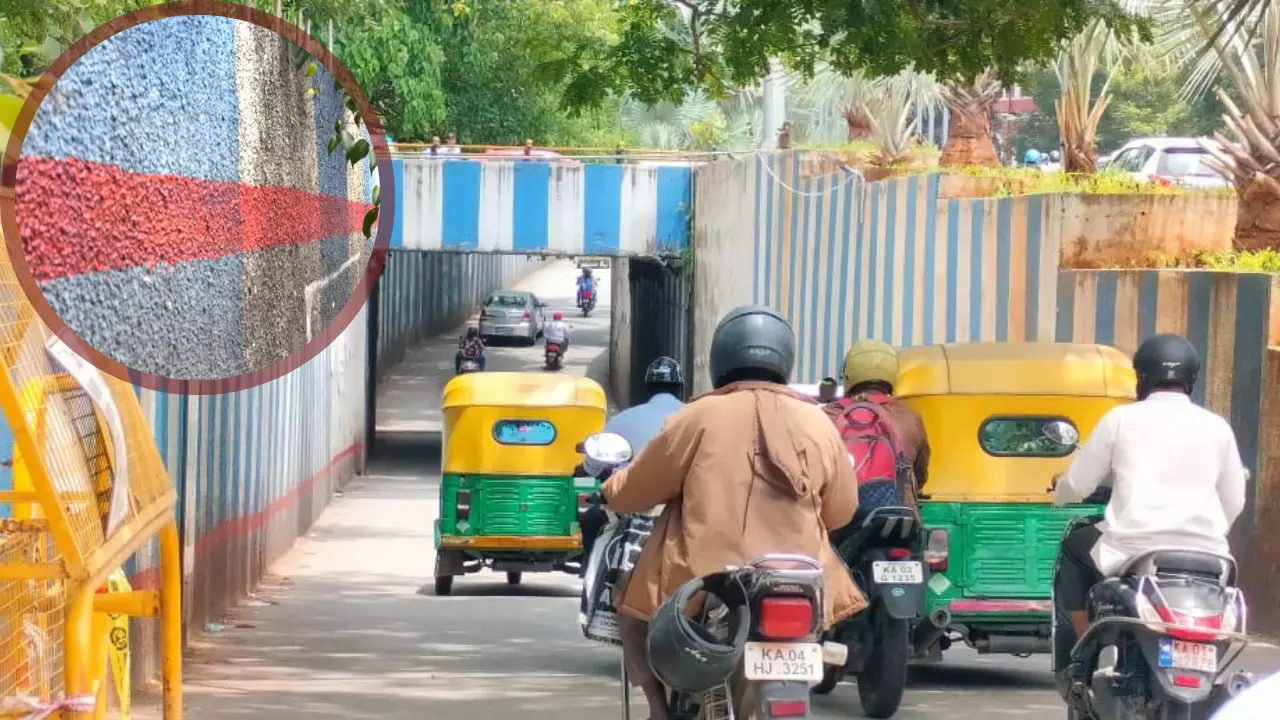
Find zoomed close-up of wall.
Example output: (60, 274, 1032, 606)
(14, 14, 375, 382)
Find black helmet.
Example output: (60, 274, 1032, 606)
(708, 305, 795, 389)
(644, 356, 684, 389)
(1133, 333, 1199, 398)
(647, 573, 751, 695)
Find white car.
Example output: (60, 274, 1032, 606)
(1105, 137, 1230, 189)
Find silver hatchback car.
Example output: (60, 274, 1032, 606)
(478, 291, 546, 345)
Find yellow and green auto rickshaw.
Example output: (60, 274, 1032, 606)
(433, 371, 608, 595)
(895, 342, 1136, 660)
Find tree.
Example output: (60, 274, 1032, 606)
(939, 72, 1003, 166)
(557, 0, 1146, 115)
(1150, 0, 1280, 248)
(1054, 19, 1127, 172)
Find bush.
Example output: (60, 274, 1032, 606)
(945, 165, 1236, 197)
(1192, 249, 1280, 272)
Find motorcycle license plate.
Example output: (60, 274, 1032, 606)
(742, 642, 824, 683)
(1158, 638, 1218, 672)
(872, 561, 923, 584)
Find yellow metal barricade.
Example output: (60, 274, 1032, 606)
(0, 222, 182, 717)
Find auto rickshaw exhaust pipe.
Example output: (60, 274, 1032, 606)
(912, 608, 951, 656)
(974, 636, 1051, 655)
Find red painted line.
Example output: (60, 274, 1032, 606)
(16, 156, 374, 282)
(127, 442, 362, 591)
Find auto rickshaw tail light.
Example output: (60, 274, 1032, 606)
(457, 490, 472, 520)
(925, 529, 949, 572)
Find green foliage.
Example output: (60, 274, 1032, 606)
(555, 0, 1149, 110)
(1193, 250, 1280, 272)
(950, 165, 1234, 196)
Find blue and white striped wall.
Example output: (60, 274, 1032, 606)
(388, 157, 693, 256)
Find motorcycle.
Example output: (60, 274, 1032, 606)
(813, 506, 924, 718)
(578, 287, 596, 317)
(579, 433, 849, 720)
(1041, 421, 1255, 720)
(545, 342, 564, 371)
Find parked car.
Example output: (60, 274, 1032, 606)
(478, 291, 546, 345)
(1105, 137, 1230, 189)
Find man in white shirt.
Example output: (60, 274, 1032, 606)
(1051, 333, 1248, 647)
(544, 311, 570, 354)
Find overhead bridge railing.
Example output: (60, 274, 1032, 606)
(0, 229, 182, 718)
(386, 141, 705, 163)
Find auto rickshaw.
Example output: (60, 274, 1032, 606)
(434, 371, 608, 595)
(894, 342, 1136, 661)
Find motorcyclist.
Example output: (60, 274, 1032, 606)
(823, 340, 930, 531)
(576, 267, 596, 307)
(1024, 148, 1043, 167)
(455, 327, 486, 373)
(598, 305, 865, 720)
(579, 356, 685, 570)
(1050, 333, 1247, 667)
(543, 311, 570, 354)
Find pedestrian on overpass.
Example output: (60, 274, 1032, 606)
(579, 357, 686, 568)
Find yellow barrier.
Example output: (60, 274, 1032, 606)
(0, 226, 182, 716)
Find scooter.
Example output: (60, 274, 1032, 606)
(1041, 421, 1255, 720)
(580, 433, 848, 720)
(814, 506, 924, 718)
(545, 342, 564, 371)
(578, 288, 596, 317)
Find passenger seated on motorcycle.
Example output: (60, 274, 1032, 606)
(577, 267, 595, 299)
(455, 327, 486, 373)
(1050, 333, 1247, 649)
(823, 340, 930, 519)
(544, 312, 570, 352)
(598, 305, 866, 720)
(579, 357, 685, 572)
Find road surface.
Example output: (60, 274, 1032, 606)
(175, 260, 1280, 718)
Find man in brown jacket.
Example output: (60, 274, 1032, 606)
(599, 306, 866, 720)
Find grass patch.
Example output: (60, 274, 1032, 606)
(945, 165, 1236, 197)
(1079, 249, 1280, 272)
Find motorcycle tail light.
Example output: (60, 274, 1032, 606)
(925, 529, 949, 572)
(886, 547, 911, 560)
(758, 597, 813, 640)
(1173, 674, 1202, 688)
(1154, 604, 1222, 642)
(456, 490, 471, 521)
(523, 311, 531, 320)
(766, 699, 808, 717)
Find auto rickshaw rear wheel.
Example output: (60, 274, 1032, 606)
(434, 575, 454, 596)
(507, 572, 522, 585)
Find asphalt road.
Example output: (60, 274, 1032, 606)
(172, 260, 1280, 719)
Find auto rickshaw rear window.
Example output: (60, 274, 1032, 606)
(493, 419, 557, 445)
(978, 416, 1078, 458)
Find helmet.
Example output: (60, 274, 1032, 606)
(842, 340, 899, 394)
(553, 311, 563, 321)
(707, 305, 795, 389)
(466, 326, 479, 338)
(583, 267, 593, 277)
(1133, 333, 1199, 398)
(1024, 148, 1043, 164)
(644, 356, 684, 389)
(647, 573, 751, 694)
(1050, 150, 1061, 162)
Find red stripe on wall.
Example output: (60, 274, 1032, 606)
(127, 442, 362, 591)
(16, 156, 373, 282)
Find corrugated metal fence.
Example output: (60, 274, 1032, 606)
(626, 258, 694, 404)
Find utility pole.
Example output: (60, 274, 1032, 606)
(759, 57, 786, 150)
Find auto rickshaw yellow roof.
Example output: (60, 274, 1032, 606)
(895, 342, 1136, 398)
(442, 372, 608, 409)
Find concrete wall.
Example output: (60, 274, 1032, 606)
(610, 257, 633, 408)
(388, 157, 693, 256)
(1250, 348, 1280, 635)
(16, 16, 373, 379)
(374, 250, 545, 376)
(1057, 194, 1235, 268)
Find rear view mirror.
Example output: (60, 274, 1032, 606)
(1042, 421, 1080, 448)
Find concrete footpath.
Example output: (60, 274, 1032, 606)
(149, 259, 1280, 718)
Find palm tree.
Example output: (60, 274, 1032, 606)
(1054, 19, 1131, 172)
(1150, 0, 1280, 248)
(790, 64, 882, 143)
(939, 71, 1003, 167)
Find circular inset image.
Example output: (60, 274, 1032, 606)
(2, 2, 393, 393)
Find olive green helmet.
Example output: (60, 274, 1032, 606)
(841, 340, 899, 394)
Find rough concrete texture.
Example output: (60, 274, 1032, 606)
(16, 15, 373, 380)
(41, 259, 246, 378)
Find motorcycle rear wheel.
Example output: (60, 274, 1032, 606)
(856, 613, 909, 718)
